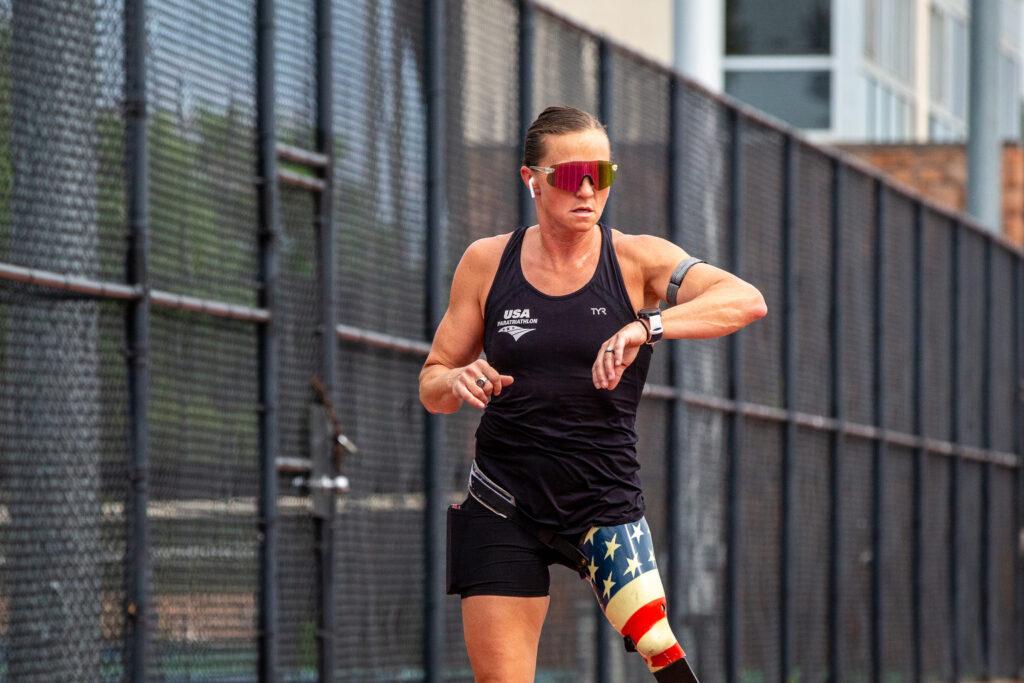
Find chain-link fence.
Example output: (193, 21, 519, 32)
(0, 0, 1021, 681)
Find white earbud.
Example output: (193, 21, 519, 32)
(528, 177, 536, 198)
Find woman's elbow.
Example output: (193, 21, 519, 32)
(746, 290, 767, 321)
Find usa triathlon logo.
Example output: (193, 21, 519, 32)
(497, 308, 538, 341)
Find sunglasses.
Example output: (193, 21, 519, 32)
(528, 160, 618, 192)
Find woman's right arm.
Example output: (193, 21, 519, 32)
(418, 239, 513, 414)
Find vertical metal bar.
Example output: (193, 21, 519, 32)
(315, 0, 336, 678)
(911, 202, 924, 683)
(665, 73, 686, 634)
(827, 160, 843, 683)
(724, 107, 742, 683)
(1016, 253, 1024, 683)
(597, 37, 613, 230)
(1015, 252, 1024, 679)
(595, 35, 614, 683)
(255, 0, 280, 678)
(517, 0, 534, 229)
(124, 0, 149, 678)
(779, 134, 796, 683)
(870, 181, 885, 683)
(424, 0, 446, 678)
(980, 239, 992, 678)
(948, 221, 961, 682)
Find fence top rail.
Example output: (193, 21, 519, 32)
(527, 0, 1024, 260)
(0, 261, 269, 322)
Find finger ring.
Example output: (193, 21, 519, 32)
(604, 347, 615, 353)
(475, 377, 488, 388)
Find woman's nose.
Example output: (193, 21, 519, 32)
(577, 176, 596, 195)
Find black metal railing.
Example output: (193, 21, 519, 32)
(0, 1, 1019, 681)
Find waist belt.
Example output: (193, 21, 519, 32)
(468, 460, 590, 579)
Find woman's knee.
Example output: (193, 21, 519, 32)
(461, 594, 549, 682)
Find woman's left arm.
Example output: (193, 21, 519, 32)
(637, 234, 767, 340)
(594, 234, 767, 390)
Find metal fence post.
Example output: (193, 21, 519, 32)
(949, 222, 962, 681)
(828, 161, 843, 683)
(911, 202, 924, 683)
(980, 238, 992, 679)
(424, 0, 447, 678)
(870, 181, 886, 683)
(597, 37, 613, 232)
(665, 73, 687, 637)
(315, 0, 336, 678)
(255, 0, 280, 678)
(1016, 251, 1024, 679)
(779, 133, 795, 683)
(724, 107, 742, 683)
(595, 35, 614, 683)
(518, 0, 534, 229)
(124, 0, 150, 678)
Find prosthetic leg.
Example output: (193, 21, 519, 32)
(578, 516, 700, 682)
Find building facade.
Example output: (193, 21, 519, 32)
(535, 0, 1024, 145)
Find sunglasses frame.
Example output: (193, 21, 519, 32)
(528, 160, 619, 191)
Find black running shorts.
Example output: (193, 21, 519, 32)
(445, 494, 584, 598)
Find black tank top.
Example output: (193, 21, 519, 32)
(474, 222, 653, 535)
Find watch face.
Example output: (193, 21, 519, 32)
(650, 315, 664, 335)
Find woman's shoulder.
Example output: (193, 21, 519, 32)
(608, 228, 675, 261)
(459, 230, 516, 276)
(456, 230, 519, 313)
(606, 227, 653, 280)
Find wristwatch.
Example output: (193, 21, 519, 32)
(635, 308, 663, 345)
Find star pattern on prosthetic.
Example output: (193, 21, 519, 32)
(602, 570, 616, 598)
(583, 527, 598, 546)
(603, 532, 621, 560)
(586, 518, 659, 608)
(624, 552, 642, 578)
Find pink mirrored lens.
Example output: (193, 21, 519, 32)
(548, 161, 615, 191)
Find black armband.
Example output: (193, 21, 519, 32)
(666, 256, 705, 306)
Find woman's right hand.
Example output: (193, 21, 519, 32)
(448, 361, 514, 410)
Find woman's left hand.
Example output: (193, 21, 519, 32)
(592, 320, 648, 390)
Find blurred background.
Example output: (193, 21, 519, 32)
(0, 0, 1021, 682)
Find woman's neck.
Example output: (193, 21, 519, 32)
(531, 222, 600, 271)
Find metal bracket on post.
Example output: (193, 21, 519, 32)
(305, 403, 353, 518)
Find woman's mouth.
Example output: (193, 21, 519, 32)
(571, 207, 593, 215)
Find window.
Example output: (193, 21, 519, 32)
(929, 6, 945, 103)
(951, 17, 967, 119)
(864, 0, 915, 84)
(928, 6, 969, 135)
(725, 70, 831, 128)
(999, 53, 1021, 139)
(865, 75, 916, 141)
(726, 0, 831, 55)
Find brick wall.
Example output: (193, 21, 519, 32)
(837, 142, 1024, 248)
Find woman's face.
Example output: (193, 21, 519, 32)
(522, 128, 612, 233)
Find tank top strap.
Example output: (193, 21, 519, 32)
(595, 222, 636, 315)
(483, 225, 528, 318)
(502, 224, 528, 274)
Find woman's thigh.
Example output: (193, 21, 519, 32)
(461, 594, 549, 683)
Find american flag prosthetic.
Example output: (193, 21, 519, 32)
(579, 516, 700, 682)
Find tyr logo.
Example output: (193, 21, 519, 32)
(590, 307, 607, 315)
(503, 308, 531, 319)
